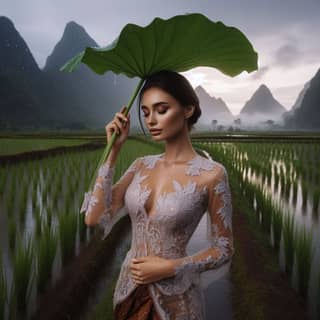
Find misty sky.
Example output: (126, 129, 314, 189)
(2, 0, 320, 115)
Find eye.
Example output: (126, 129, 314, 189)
(141, 106, 168, 117)
(158, 108, 167, 114)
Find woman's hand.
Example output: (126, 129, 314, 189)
(129, 256, 176, 285)
(105, 105, 130, 150)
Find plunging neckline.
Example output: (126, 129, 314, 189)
(136, 152, 204, 220)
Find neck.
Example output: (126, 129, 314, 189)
(163, 127, 196, 163)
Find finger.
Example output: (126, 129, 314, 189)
(113, 119, 123, 133)
(133, 278, 143, 285)
(110, 123, 119, 135)
(116, 112, 128, 123)
(130, 265, 139, 272)
(116, 115, 128, 129)
(131, 271, 138, 277)
(133, 274, 143, 282)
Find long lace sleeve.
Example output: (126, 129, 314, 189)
(80, 157, 140, 239)
(173, 164, 235, 277)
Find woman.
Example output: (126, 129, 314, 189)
(80, 70, 235, 320)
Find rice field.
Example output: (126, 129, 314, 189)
(0, 137, 161, 319)
(194, 140, 320, 320)
(0, 138, 93, 156)
(0, 135, 319, 319)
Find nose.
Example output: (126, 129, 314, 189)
(146, 112, 157, 126)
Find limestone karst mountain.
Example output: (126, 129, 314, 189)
(283, 68, 320, 130)
(41, 20, 139, 129)
(240, 84, 286, 117)
(0, 16, 49, 129)
(0, 16, 139, 130)
(194, 85, 234, 126)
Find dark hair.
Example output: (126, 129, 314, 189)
(137, 70, 201, 134)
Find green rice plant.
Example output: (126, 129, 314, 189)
(266, 168, 272, 186)
(0, 251, 8, 320)
(78, 210, 86, 242)
(316, 269, 320, 320)
(292, 180, 298, 205)
(8, 214, 17, 251)
(34, 207, 42, 237)
(64, 188, 73, 212)
(244, 181, 255, 210)
(21, 183, 28, 207)
(36, 223, 58, 293)
(0, 138, 88, 156)
(58, 210, 78, 266)
(6, 188, 15, 217)
(51, 184, 59, 211)
(41, 187, 47, 204)
(260, 192, 273, 235)
(0, 171, 7, 194)
(32, 179, 38, 207)
(316, 170, 320, 186)
(294, 225, 314, 298)
(282, 210, 296, 275)
(312, 187, 320, 213)
(18, 193, 27, 227)
(271, 202, 283, 251)
(284, 175, 291, 201)
(46, 207, 53, 227)
(280, 175, 286, 198)
(10, 234, 35, 315)
(254, 188, 264, 214)
(274, 171, 280, 192)
(301, 181, 308, 209)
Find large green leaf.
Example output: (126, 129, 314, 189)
(60, 12, 258, 78)
(60, 12, 258, 197)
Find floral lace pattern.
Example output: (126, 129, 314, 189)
(80, 152, 234, 319)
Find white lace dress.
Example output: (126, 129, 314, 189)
(80, 152, 235, 320)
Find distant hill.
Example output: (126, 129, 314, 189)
(1, 15, 319, 132)
(195, 85, 233, 125)
(42, 21, 139, 128)
(240, 84, 286, 117)
(0, 16, 50, 129)
(0, 16, 139, 130)
(281, 80, 310, 125)
(283, 68, 320, 130)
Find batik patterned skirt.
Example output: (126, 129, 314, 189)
(114, 283, 161, 320)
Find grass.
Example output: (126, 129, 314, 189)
(282, 211, 296, 275)
(0, 250, 8, 320)
(9, 234, 35, 316)
(294, 225, 314, 298)
(58, 209, 78, 266)
(36, 223, 58, 293)
(271, 202, 283, 251)
(0, 138, 92, 156)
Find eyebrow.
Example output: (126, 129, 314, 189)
(140, 101, 169, 109)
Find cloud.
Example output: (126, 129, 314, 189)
(273, 44, 302, 68)
(249, 66, 269, 80)
(1, 0, 319, 116)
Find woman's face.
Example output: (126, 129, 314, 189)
(140, 87, 190, 140)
